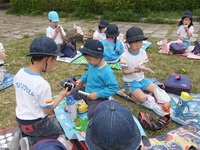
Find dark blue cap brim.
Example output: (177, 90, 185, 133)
(79, 47, 103, 58)
(26, 51, 63, 57)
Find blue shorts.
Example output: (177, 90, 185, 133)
(124, 78, 151, 94)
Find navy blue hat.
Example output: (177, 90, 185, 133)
(105, 24, 120, 37)
(79, 39, 104, 58)
(31, 139, 66, 150)
(27, 36, 63, 57)
(85, 100, 142, 150)
(99, 20, 109, 28)
(182, 11, 193, 20)
(126, 26, 147, 43)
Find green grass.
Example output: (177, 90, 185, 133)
(1, 34, 199, 140)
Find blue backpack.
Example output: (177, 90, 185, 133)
(59, 42, 77, 58)
(31, 139, 67, 150)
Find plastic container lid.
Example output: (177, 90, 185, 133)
(66, 95, 76, 105)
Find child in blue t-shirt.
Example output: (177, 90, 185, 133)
(102, 24, 124, 63)
(69, 39, 118, 119)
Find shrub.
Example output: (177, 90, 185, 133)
(8, 0, 200, 23)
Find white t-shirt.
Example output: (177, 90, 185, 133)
(46, 26, 66, 45)
(120, 49, 148, 82)
(177, 25, 194, 39)
(93, 30, 106, 42)
(0, 43, 5, 65)
(14, 68, 54, 120)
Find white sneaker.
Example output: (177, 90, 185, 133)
(8, 131, 22, 150)
(20, 137, 29, 150)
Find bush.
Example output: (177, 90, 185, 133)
(8, 0, 200, 22)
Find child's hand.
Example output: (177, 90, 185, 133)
(88, 92, 97, 100)
(133, 67, 142, 73)
(75, 79, 83, 87)
(55, 26, 61, 33)
(179, 36, 185, 41)
(58, 88, 71, 100)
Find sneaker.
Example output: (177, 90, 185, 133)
(138, 112, 154, 130)
(152, 114, 171, 131)
(8, 131, 22, 150)
(20, 137, 29, 150)
(60, 77, 77, 90)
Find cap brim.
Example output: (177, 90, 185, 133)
(125, 36, 148, 43)
(85, 119, 102, 150)
(26, 51, 63, 57)
(85, 117, 142, 150)
(52, 19, 60, 22)
(79, 47, 102, 58)
(182, 15, 193, 19)
(105, 31, 119, 37)
(79, 47, 92, 56)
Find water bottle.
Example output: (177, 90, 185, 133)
(161, 37, 167, 52)
(73, 24, 77, 35)
(66, 95, 77, 120)
(174, 92, 192, 118)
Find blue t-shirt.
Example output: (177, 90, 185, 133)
(81, 62, 118, 98)
(102, 39, 124, 61)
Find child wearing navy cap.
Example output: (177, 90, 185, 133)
(69, 39, 118, 119)
(93, 20, 109, 42)
(85, 100, 143, 150)
(177, 11, 194, 48)
(102, 24, 124, 63)
(11, 36, 71, 150)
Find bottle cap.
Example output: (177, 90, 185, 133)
(66, 95, 76, 105)
(180, 92, 193, 101)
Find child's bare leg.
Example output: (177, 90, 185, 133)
(130, 89, 147, 103)
(145, 83, 158, 93)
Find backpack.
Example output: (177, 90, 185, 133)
(31, 139, 67, 150)
(83, 29, 95, 43)
(59, 42, 77, 58)
(191, 41, 200, 55)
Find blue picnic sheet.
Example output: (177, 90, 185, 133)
(54, 97, 146, 141)
(0, 73, 14, 91)
(116, 79, 200, 128)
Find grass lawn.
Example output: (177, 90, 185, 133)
(0, 34, 199, 140)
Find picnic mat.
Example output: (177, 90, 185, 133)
(141, 40, 152, 51)
(0, 73, 14, 91)
(116, 79, 200, 128)
(71, 55, 122, 70)
(143, 124, 200, 149)
(0, 115, 63, 150)
(158, 40, 200, 59)
(0, 115, 87, 150)
(54, 97, 147, 141)
(56, 51, 82, 63)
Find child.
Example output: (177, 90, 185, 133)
(85, 100, 144, 150)
(46, 11, 66, 45)
(0, 43, 6, 85)
(177, 11, 194, 48)
(120, 27, 159, 103)
(12, 36, 71, 149)
(93, 19, 109, 42)
(102, 24, 124, 63)
(69, 39, 118, 119)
